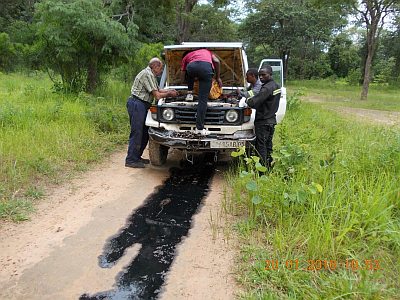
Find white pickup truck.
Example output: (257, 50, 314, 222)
(145, 42, 286, 165)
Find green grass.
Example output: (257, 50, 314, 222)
(227, 99, 400, 299)
(0, 72, 130, 221)
(288, 79, 400, 111)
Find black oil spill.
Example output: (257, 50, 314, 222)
(80, 156, 215, 300)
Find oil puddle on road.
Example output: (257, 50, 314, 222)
(80, 156, 215, 300)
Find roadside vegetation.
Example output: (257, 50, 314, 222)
(0, 72, 130, 221)
(289, 80, 400, 112)
(227, 93, 400, 299)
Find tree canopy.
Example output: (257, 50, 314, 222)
(240, 0, 345, 79)
(0, 0, 399, 94)
(34, 0, 137, 92)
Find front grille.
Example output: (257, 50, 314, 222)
(174, 107, 225, 124)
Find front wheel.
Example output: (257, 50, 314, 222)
(148, 140, 169, 166)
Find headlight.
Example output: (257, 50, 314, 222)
(225, 109, 239, 123)
(162, 108, 175, 121)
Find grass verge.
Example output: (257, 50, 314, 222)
(0, 72, 130, 221)
(227, 99, 400, 299)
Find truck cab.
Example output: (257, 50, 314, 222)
(145, 42, 286, 165)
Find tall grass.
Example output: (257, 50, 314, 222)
(288, 79, 400, 111)
(228, 98, 400, 299)
(0, 72, 130, 221)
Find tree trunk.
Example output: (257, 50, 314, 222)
(361, 17, 378, 101)
(359, 0, 394, 100)
(282, 49, 289, 82)
(176, 0, 198, 43)
(361, 44, 373, 100)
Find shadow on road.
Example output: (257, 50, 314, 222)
(80, 155, 216, 300)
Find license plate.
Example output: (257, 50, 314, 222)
(210, 140, 246, 149)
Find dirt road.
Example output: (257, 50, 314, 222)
(0, 150, 237, 299)
(330, 106, 400, 126)
(304, 95, 400, 126)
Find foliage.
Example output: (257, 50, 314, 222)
(111, 43, 164, 83)
(228, 100, 400, 299)
(240, 0, 345, 79)
(328, 33, 361, 78)
(1, 0, 399, 86)
(103, 0, 178, 43)
(0, 32, 17, 72)
(358, 0, 398, 99)
(130, 43, 164, 78)
(375, 26, 400, 84)
(373, 57, 396, 84)
(131, 0, 177, 43)
(0, 0, 38, 30)
(188, 4, 239, 42)
(290, 52, 333, 79)
(346, 67, 362, 85)
(34, 0, 138, 92)
(285, 89, 303, 111)
(2, 20, 42, 71)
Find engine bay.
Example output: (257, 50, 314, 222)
(164, 91, 242, 106)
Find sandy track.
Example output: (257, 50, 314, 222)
(304, 95, 400, 126)
(0, 150, 237, 299)
(331, 106, 400, 126)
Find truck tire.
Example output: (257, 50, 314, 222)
(149, 140, 169, 166)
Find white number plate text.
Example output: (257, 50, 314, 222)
(210, 140, 245, 149)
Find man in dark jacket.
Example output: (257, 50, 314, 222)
(246, 65, 281, 167)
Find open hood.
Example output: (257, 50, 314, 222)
(163, 42, 247, 88)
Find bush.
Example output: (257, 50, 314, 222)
(112, 43, 164, 83)
(345, 68, 361, 85)
(286, 90, 303, 111)
(0, 33, 17, 72)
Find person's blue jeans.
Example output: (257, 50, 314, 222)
(254, 123, 275, 167)
(186, 61, 213, 130)
(125, 96, 149, 164)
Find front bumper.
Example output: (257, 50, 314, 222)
(148, 127, 255, 150)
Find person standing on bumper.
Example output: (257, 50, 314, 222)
(246, 66, 281, 168)
(125, 58, 178, 168)
(181, 49, 222, 135)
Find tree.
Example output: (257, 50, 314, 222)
(315, 0, 398, 99)
(34, 0, 137, 92)
(188, 4, 238, 42)
(0, 32, 17, 71)
(0, 0, 38, 29)
(176, 0, 199, 43)
(379, 14, 400, 81)
(240, 0, 344, 80)
(111, 0, 177, 43)
(328, 33, 361, 78)
(105, 0, 235, 44)
(356, 0, 397, 99)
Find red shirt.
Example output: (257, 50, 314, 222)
(181, 49, 214, 71)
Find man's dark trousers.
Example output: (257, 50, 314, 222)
(186, 61, 213, 130)
(254, 123, 275, 167)
(126, 96, 149, 164)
